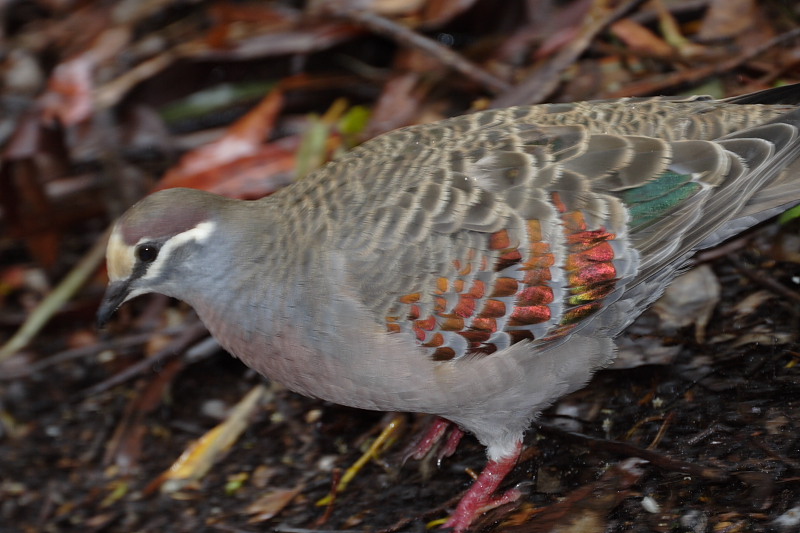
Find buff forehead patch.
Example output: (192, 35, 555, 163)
(106, 228, 135, 282)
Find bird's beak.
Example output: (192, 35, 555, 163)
(97, 280, 132, 328)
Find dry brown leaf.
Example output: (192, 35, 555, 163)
(732, 331, 795, 347)
(366, 0, 427, 17)
(245, 485, 304, 523)
(498, 458, 646, 532)
(771, 231, 800, 263)
(732, 290, 774, 320)
(421, 0, 479, 27)
(652, 265, 720, 343)
(651, 0, 706, 59)
(698, 0, 758, 41)
(610, 18, 673, 59)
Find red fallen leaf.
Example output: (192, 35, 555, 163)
(209, 2, 298, 25)
(39, 56, 94, 126)
(0, 111, 67, 267)
(158, 88, 286, 194)
(39, 27, 131, 126)
(208, 149, 297, 199)
(421, 0, 478, 28)
(0, 266, 29, 295)
(367, 72, 426, 137)
(203, 2, 298, 52)
(156, 141, 298, 199)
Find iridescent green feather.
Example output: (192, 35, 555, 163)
(622, 171, 702, 229)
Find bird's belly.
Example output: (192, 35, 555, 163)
(214, 315, 442, 412)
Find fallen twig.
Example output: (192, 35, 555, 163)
(602, 27, 800, 98)
(325, 4, 511, 94)
(82, 319, 209, 396)
(491, 0, 647, 107)
(537, 422, 730, 481)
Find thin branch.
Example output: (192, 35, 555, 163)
(602, 27, 800, 98)
(537, 422, 730, 481)
(325, 4, 511, 94)
(491, 0, 647, 107)
(729, 255, 800, 305)
(82, 320, 209, 396)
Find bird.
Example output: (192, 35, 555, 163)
(98, 83, 800, 531)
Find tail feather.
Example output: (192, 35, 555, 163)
(625, 101, 800, 299)
(695, 107, 800, 250)
(725, 83, 800, 105)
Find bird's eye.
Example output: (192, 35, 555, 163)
(136, 244, 159, 263)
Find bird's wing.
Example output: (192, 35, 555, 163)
(313, 93, 800, 360)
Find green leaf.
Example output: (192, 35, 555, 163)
(295, 114, 331, 180)
(159, 82, 275, 125)
(779, 204, 800, 224)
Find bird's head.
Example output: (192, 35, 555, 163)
(97, 188, 223, 327)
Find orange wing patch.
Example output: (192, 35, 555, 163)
(547, 194, 618, 339)
(386, 216, 557, 359)
(386, 192, 620, 358)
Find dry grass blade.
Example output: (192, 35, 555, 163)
(0, 228, 109, 362)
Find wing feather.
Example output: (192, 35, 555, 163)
(276, 95, 800, 360)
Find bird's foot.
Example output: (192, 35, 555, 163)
(404, 417, 464, 464)
(442, 441, 523, 532)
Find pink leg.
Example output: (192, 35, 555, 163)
(405, 417, 454, 461)
(439, 425, 464, 462)
(442, 441, 523, 532)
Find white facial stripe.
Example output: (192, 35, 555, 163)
(141, 220, 217, 281)
(121, 287, 149, 305)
